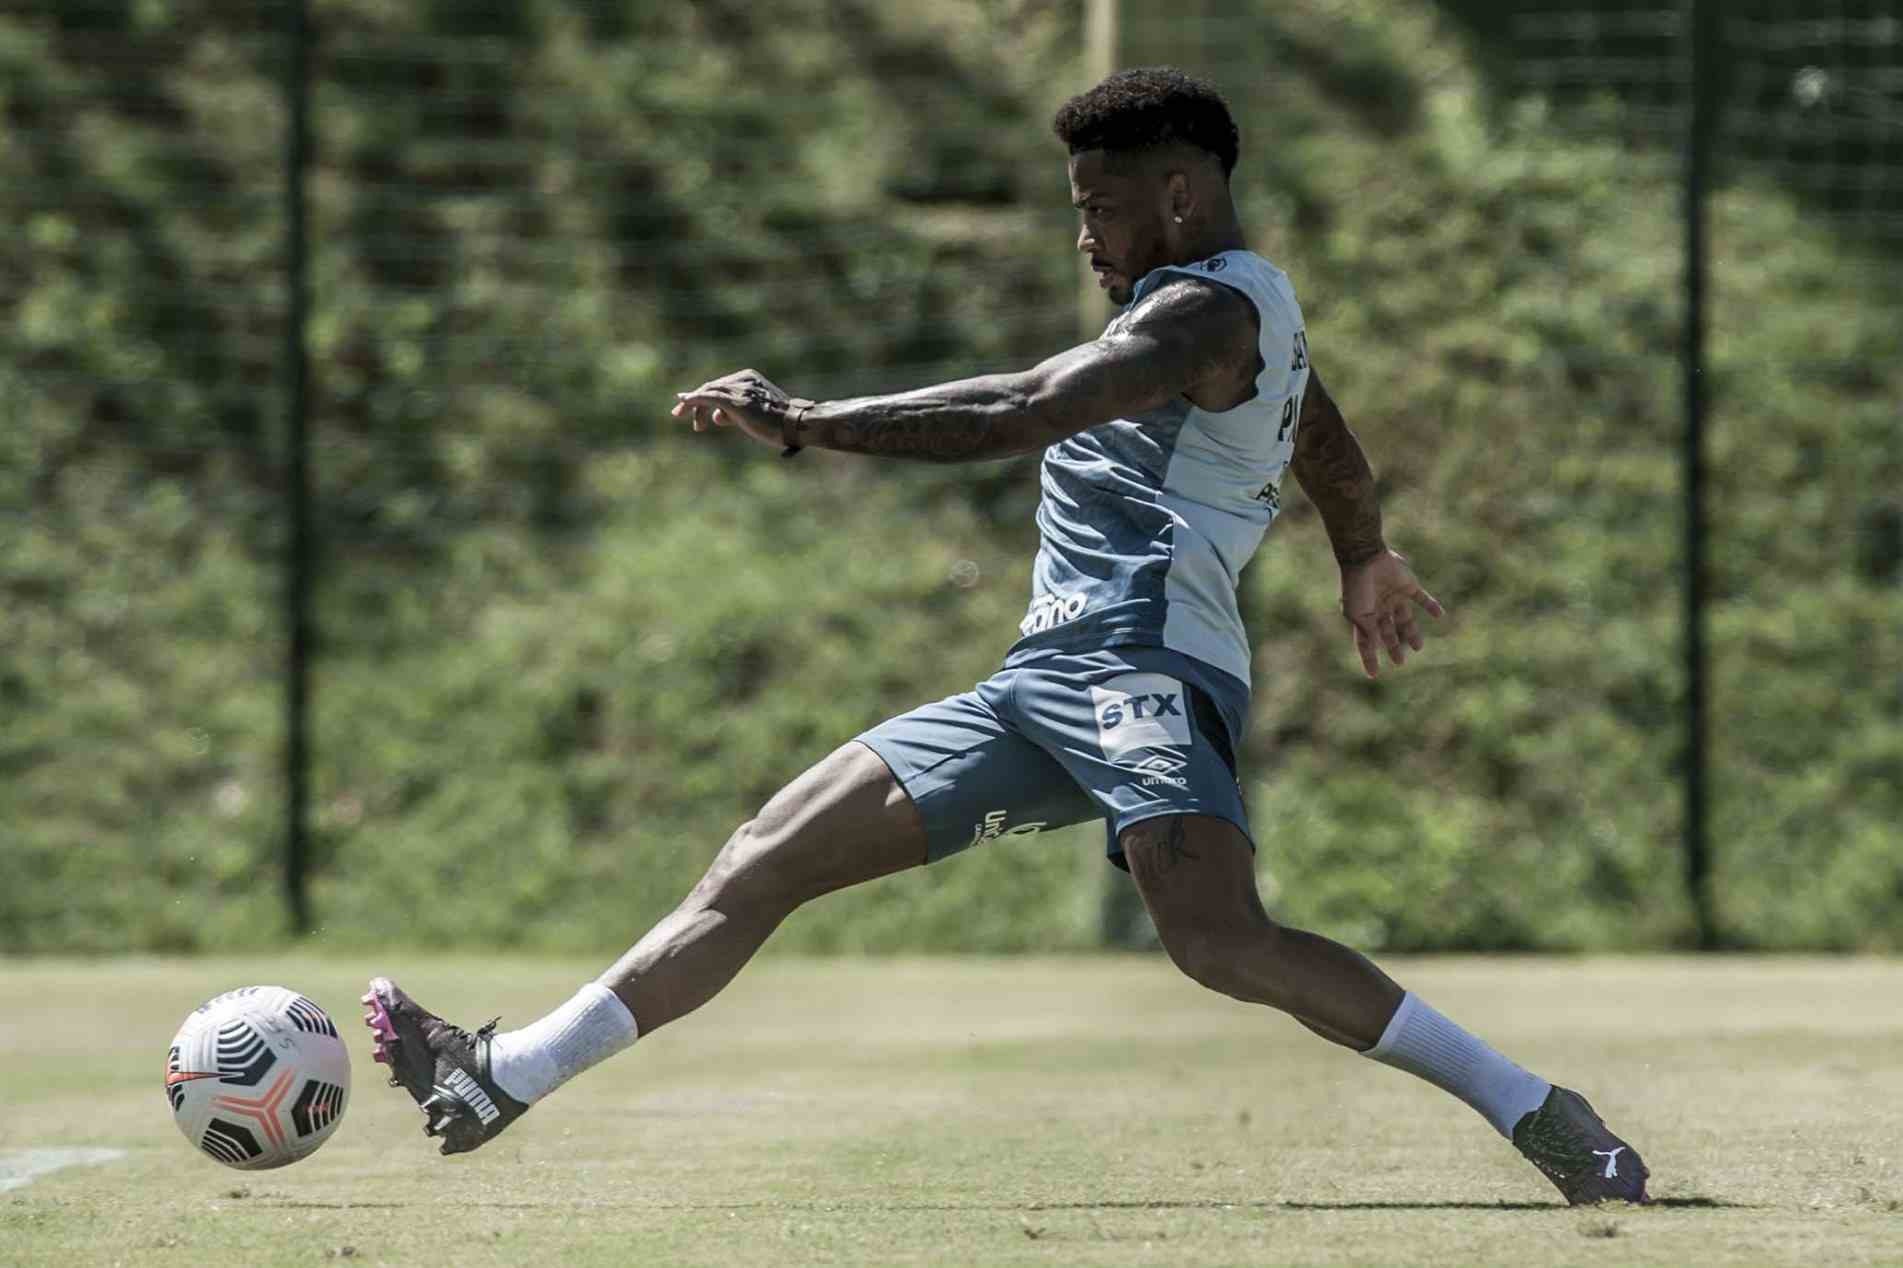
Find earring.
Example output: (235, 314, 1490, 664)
(1173, 216, 1183, 224)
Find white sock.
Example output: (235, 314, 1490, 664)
(486, 982, 639, 1105)
(1363, 991, 1551, 1138)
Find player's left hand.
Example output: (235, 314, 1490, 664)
(1339, 549, 1445, 679)
(671, 369, 810, 451)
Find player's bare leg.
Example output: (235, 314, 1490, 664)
(599, 740, 926, 1031)
(1120, 814, 1402, 1043)
(365, 741, 926, 1154)
(1121, 814, 1649, 1204)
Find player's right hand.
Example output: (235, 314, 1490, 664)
(671, 369, 809, 451)
(1339, 549, 1445, 679)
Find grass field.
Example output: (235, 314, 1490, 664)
(3, 955, 1900, 1266)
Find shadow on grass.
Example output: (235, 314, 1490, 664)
(243, 1195, 1745, 1214)
(1281, 1200, 1581, 1211)
(1283, 1196, 1743, 1212)
(245, 1201, 410, 1210)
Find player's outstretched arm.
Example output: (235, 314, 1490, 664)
(1289, 368, 1387, 567)
(670, 279, 1257, 463)
(1289, 367, 1445, 678)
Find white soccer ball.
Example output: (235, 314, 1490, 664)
(165, 985, 351, 1170)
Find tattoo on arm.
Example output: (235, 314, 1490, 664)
(787, 279, 1257, 464)
(791, 377, 1028, 463)
(1288, 368, 1387, 567)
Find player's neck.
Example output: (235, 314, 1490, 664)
(1171, 213, 1247, 266)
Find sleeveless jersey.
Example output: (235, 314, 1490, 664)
(1009, 249, 1309, 688)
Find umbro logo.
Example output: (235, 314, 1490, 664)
(1131, 753, 1189, 788)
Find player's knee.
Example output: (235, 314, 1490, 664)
(697, 818, 810, 912)
(1153, 920, 1233, 993)
(1153, 912, 1280, 999)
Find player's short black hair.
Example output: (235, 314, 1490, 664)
(1052, 67, 1240, 178)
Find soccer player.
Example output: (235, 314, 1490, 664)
(364, 68, 1648, 1205)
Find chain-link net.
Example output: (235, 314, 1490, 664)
(0, 0, 290, 948)
(2, 1, 1898, 952)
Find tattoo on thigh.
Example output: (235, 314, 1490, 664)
(1165, 818, 1198, 868)
(1135, 817, 1198, 873)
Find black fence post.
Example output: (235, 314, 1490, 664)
(284, 0, 313, 936)
(1682, 0, 1718, 949)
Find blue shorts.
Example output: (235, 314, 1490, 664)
(856, 646, 1252, 869)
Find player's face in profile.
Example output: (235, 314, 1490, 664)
(1068, 149, 1171, 306)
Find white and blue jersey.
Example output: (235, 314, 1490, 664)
(1011, 249, 1308, 689)
(857, 249, 1306, 866)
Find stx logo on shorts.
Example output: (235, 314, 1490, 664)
(1090, 673, 1193, 760)
(970, 810, 1048, 849)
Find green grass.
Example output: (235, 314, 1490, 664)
(3, 955, 1901, 1265)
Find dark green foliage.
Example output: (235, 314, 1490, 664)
(0, 2, 1896, 953)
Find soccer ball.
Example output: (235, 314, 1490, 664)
(165, 986, 351, 1169)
